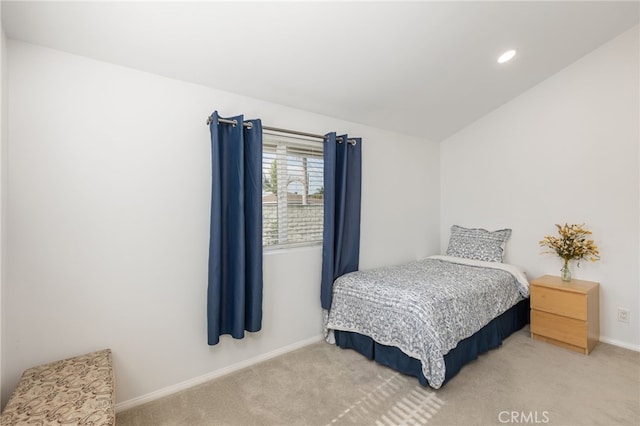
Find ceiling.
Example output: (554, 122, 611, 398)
(2, 1, 638, 141)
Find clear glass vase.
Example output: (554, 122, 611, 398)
(560, 260, 571, 282)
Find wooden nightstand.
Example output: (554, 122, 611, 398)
(530, 275, 599, 354)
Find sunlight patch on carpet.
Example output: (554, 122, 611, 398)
(326, 372, 444, 425)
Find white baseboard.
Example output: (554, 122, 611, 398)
(599, 336, 640, 352)
(114, 334, 325, 413)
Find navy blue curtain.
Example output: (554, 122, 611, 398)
(208, 111, 263, 345)
(321, 133, 362, 310)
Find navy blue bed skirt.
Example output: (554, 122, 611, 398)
(334, 297, 530, 387)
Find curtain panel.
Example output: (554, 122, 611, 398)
(321, 133, 362, 310)
(208, 111, 263, 345)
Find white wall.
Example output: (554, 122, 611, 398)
(0, 5, 6, 407)
(441, 26, 639, 349)
(2, 40, 440, 409)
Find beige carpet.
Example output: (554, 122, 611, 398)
(117, 327, 640, 425)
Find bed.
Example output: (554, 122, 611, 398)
(325, 226, 530, 389)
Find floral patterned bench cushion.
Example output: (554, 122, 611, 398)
(1, 349, 115, 426)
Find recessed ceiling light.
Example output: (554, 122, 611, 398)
(497, 49, 517, 64)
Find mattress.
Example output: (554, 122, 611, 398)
(326, 255, 530, 388)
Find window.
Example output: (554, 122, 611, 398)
(262, 131, 324, 248)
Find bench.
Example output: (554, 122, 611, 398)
(1, 349, 115, 426)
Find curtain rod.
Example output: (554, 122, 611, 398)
(207, 115, 357, 145)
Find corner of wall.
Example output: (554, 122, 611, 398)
(0, 9, 8, 409)
(0, 18, 6, 410)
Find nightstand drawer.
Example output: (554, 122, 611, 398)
(531, 285, 587, 320)
(531, 310, 587, 348)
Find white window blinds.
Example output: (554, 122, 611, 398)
(262, 131, 324, 248)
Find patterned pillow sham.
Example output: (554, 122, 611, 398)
(446, 225, 512, 262)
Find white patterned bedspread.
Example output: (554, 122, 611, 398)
(326, 255, 529, 388)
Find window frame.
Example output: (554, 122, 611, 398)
(262, 130, 325, 250)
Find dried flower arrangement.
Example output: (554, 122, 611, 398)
(539, 223, 600, 281)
